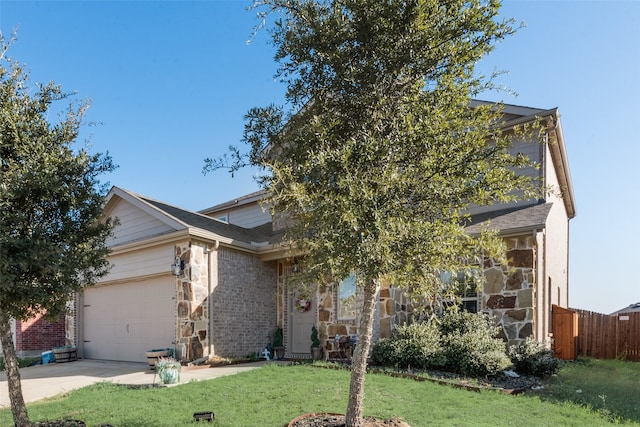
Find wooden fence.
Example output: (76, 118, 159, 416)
(552, 305, 640, 361)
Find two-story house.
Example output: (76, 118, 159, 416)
(66, 102, 575, 362)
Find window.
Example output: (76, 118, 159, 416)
(459, 279, 479, 313)
(441, 270, 479, 313)
(338, 273, 357, 319)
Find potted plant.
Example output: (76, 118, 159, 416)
(273, 327, 285, 360)
(145, 347, 173, 370)
(155, 357, 181, 385)
(310, 326, 322, 360)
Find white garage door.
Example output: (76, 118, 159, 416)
(83, 277, 175, 362)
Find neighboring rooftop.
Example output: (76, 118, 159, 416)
(611, 303, 640, 315)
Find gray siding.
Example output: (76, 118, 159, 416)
(223, 203, 272, 229)
(468, 135, 543, 216)
(107, 201, 174, 247)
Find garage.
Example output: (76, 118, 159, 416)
(82, 277, 175, 362)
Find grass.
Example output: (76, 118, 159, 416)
(0, 360, 638, 426)
(527, 358, 640, 423)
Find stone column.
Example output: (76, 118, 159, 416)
(175, 242, 210, 361)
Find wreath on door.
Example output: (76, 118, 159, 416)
(294, 293, 312, 312)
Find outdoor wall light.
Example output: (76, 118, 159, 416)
(171, 256, 185, 276)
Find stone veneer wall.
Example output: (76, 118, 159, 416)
(281, 233, 537, 356)
(482, 235, 536, 346)
(372, 234, 537, 347)
(211, 247, 277, 358)
(176, 242, 210, 361)
(316, 284, 358, 358)
(281, 275, 409, 357)
(378, 280, 412, 339)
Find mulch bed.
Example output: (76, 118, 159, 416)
(34, 422, 87, 427)
(289, 413, 410, 427)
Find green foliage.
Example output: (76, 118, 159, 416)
(0, 356, 39, 371)
(439, 311, 510, 377)
(0, 34, 116, 321)
(372, 311, 510, 377)
(154, 357, 181, 385)
(508, 337, 560, 377)
(273, 327, 284, 347)
(205, 0, 540, 423)
(371, 322, 444, 369)
(310, 325, 321, 347)
(205, 0, 540, 295)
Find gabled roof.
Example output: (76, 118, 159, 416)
(104, 187, 281, 252)
(140, 196, 275, 244)
(464, 202, 553, 236)
(198, 189, 268, 216)
(610, 303, 640, 315)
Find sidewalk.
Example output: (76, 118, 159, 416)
(0, 359, 268, 408)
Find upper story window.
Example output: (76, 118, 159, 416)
(338, 273, 357, 320)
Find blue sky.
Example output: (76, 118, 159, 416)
(0, 1, 637, 315)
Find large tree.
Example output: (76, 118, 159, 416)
(0, 34, 115, 427)
(205, 1, 540, 425)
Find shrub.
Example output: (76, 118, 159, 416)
(439, 311, 510, 377)
(371, 322, 445, 369)
(372, 311, 512, 377)
(508, 337, 560, 376)
(370, 337, 403, 367)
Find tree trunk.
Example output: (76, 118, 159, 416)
(0, 308, 30, 427)
(345, 279, 379, 427)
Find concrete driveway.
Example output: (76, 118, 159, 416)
(0, 359, 268, 408)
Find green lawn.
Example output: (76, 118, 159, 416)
(0, 360, 638, 426)
(527, 358, 640, 423)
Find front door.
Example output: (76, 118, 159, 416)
(288, 287, 315, 354)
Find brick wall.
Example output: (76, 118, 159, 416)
(211, 247, 277, 357)
(15, 311, 66, 354)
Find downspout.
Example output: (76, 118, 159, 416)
(532, 228, 540, 341)
(539, 227, 548, 340)
(77, 292, 85, 359)
(566, 219, 570, 307)
(207, 240, 220, 358)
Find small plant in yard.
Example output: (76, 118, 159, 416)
(508, 336, 560, 377)
(596, 394, 616, 423)
(155, 357, 181, 385)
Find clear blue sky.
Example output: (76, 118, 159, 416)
(0, 1, 637, 315)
